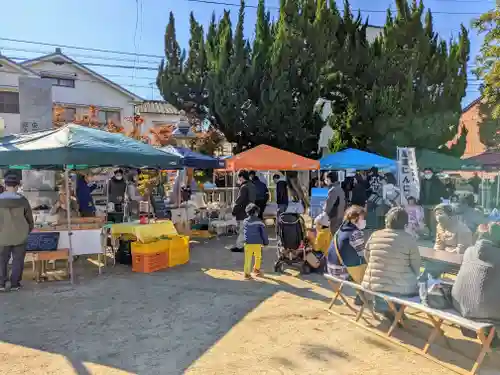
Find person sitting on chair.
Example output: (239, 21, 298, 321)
(326, 205, 366, 282)
(451, 222, 500, 347)
(434, 204, 473, 254)
(362, 206, 421, 320)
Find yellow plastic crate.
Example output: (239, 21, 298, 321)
(131, 239, 169, 255)
(167, 235, 190, 267)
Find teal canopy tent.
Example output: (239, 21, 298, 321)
(0, 124, 182, 169)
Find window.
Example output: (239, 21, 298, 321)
(98, 110, 120, 124)
(0, 92, 20, 114)
(43, 77, 75, 88)
(63, 107, 76, 122)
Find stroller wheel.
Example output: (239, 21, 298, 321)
(300, 263, 311, 275)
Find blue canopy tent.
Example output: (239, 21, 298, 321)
(160, 146, 225, 169)
(320, 148, 396, 170)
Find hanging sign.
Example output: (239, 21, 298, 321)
(397, 147, 420, 203)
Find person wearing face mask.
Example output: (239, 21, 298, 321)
(434, 204, 472, 254)
(327, 205, 367, 283)
(362, 207, 421, 319)
(107, 169, 127, 223)
(419, 168, 445, 237)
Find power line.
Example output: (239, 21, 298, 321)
(185, 0, 484, 15)
(0, 46, 161, 65)
(0, 37, 164, 59)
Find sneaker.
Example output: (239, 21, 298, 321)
(253, 269, 263, 277)
(0, 285, 6, 292)
(10, 284, 22, 291)
(230, 247, 244, 253)
(244, 274, 252, 280)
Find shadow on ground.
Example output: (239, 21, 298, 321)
(0, 234, 329, 375)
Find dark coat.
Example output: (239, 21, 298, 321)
(232, 180, 256, 221)
(420, 176, 445, 206)
(108, 177, 127, 204)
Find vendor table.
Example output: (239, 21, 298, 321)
(109, 221, 178, 243)
(30, 229, 105, 279)
(29, 249, 70, 282)
(419, 246, 463, 278)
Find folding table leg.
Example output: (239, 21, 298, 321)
(327, 280, 343, 309)
(387, 303, 406, 337)
(471, 327, 496, 374)
(423, 314, 444, 354)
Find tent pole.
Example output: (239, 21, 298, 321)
(496, 172, 500, 208)
(64, 167, 74, 285)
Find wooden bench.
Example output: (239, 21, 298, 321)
(324, 273, 496, 374)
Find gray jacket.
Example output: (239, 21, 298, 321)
(324, 182, 345, 221)
(0, 193, 34, 246)
(452, 239, 500, 323)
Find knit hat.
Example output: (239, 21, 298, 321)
(4, 173, 20, 187)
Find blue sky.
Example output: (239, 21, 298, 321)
(0, 0, 494, 107)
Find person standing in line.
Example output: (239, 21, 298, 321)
(420, 168, 446, 237)
(0, 173, 34, 291)
(272, 174, 289, 213)
(249, 171, 269, 220)
(230, 170, 256, 253)
(243, 203, 269, 279)
(324, 171, 346, 235)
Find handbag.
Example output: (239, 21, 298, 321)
(333, 231, 367, 284)
(419, 280, 453, 309)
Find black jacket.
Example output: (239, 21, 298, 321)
(232, 180, 256, 220)
(275, 180, 288, 205)
(420, 176, 445, 206)
(108, 177, 127, 204)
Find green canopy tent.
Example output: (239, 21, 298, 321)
(0, 124, 182, 284)
(416, 149, 483, 171)
(0, 123, 181, 169)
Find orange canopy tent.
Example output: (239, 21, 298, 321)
(225, 144, 319, 171)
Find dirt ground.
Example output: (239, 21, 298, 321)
(0, 233, 499, 375)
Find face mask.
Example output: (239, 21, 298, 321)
(115, 175, 123, 180)
(424, 173, 432, 180)
(356, 219, 367, 230)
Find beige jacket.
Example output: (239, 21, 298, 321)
(362, 229, 421, 296)
(434, 220, 473, 254)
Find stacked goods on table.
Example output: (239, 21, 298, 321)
(131, 235, 190, 273)
(47, 217, 105, 230)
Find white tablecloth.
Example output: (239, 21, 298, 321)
(56, 229, 103, 256)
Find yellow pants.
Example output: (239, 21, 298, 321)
(244, 244, 262, 275)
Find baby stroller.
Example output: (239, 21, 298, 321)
(274, 212, 324, 274)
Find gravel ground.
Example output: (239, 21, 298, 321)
(0, 233, 498, 375)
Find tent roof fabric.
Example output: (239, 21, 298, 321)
(0, 124, 181, 169)
(160, 146, 225, 169)
(465, 151, 500, 170)
(416, 149, 483, 171)
(225, 144, 319, 171)
(320, 148, 395, 170)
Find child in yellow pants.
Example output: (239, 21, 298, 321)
(243, 203, 269, 279)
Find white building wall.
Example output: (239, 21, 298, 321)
(26, 60, 137, 132)
(0, 63, 25, 135)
